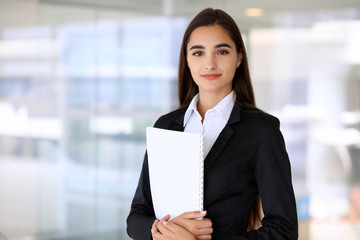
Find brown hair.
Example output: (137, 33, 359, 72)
(178, 8, 256, 109)
(177, 8, 262, 231)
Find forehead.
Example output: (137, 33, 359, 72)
(187, 25, 235, 48)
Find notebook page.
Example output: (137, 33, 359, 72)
(146, 127, 203, 220)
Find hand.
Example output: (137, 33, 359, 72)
(151, 215, 197, 240)
(170, 211, 213, 240)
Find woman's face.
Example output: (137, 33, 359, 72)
(186, 24, 242, 97)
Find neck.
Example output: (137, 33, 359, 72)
(197, 90, 231, 120)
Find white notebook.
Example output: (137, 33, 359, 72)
(146, 127, 204, 220)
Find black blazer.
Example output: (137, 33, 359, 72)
(127, 105, 298, 240)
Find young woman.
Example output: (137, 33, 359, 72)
(127, 8, 298, 240)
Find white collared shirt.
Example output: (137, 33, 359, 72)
(183, 91, 236, 158)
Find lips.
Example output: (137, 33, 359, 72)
(201, 74, 221, 80)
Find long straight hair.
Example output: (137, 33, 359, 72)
(177, 8, 262, 231)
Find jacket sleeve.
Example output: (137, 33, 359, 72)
(126, 111, 178, 240)
(231, 120, 298, 240)
(126, 152, 156, 240)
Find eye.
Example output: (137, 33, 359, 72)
(217, 50, 229, 55)
(192, 51, 204, 57)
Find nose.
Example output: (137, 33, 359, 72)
(204, 55, 216, 70)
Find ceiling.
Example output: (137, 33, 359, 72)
(1, 0, 359, 29)
(39, 0, 360, 29)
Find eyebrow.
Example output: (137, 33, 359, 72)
(215, 43, 232, 48)
(189, 43, 232, 51)
(189, 45, 204, 51)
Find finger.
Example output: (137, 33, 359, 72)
(151, 220, 159, 235)
(192, 218, 213, 229)
(184, 218, 212, 232)
(158, 219, 174, 236)
(161, 214, 171, 222)
(152, 220, 162, 240)
(164, 221, 198, 239)
(152, 231, 165, 240)
(162, 220, 181, 232)
(179, 210, 207, 219)
(197, 234, 212, 240)
(194, 227, 213, 235)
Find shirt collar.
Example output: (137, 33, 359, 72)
(183, 91, 236, 127)
(212, 90, 235, 122)
(183, 93, 199, 127)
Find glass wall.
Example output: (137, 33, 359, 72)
(0, 0, 359, 239)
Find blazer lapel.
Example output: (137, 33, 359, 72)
(204, 105, 241, 172)
(172, 109, 186, 132)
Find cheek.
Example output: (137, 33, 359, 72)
(187, 60, 200, 76)
(229, 59, 239, 74)
(223, 62, 236, 75)
(186, 62, 197, 82)
(187, 58, 197, 70)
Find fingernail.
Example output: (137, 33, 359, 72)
(163, 221, 168, 225)
(201, 210, 207, 215)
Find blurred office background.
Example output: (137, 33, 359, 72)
(0, 0, 359, 239)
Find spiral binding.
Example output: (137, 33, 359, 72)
(199, 134, 204, 212)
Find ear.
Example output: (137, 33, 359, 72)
(236, 52, 243, 68)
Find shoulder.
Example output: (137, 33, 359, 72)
(153, 107, 187, 128)
(237, 106, 287, 152)
(239, 106, 280, 130)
